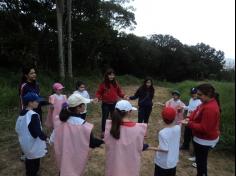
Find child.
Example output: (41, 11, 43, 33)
(152, 107, 181, 176)
(129, 78, 155, 124)
(45, 82, 67, 129)
(165, 90, 185, 125)
(73, 81, 93, 120)
(15, 92, 48, 176)
(96, 68, 128, 138)
(50, 93, 104, 176)
(180, 87, 202, 151)
(104, 100, 148, 176)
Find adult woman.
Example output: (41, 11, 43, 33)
(181, 83, 221, 176)
(19, 65, 43, 121)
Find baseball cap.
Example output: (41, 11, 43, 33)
(67, 93, 90, 108)
(172, 90, 180, 96)
(190, 87, 197, 94)
(115, 100, 137, 112)
(161, 107, 176, 124)
(23, 92, 44, 104)
(53, 83, 64, 90)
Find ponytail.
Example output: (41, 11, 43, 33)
(214, 92, 222, 113)
(110, 109, 127, 139)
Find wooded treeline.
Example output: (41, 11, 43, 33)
(0, 0, 234, 81)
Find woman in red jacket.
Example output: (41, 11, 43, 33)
(96, 68, 127, 138)
(181, 83, 221, 176)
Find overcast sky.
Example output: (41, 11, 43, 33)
(126, 0, 235, 60)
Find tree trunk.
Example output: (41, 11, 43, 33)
(67, 0, 73, 78)
(56, 0, 65, 80)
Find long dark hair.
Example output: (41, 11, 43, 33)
(139, 77, 155, 97)
(75, 80, 85, 90)
(103, 68, 118, 89)
(197, 83, 221, 112)
(59, 104, 84, 122)
(18, 65, 36, 95)
(110, 109, 127, 139)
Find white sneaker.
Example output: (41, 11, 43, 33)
(188, 156, 196, 161)
(192, 162, 197, 168)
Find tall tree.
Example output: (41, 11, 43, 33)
(67, 0, 72, 78)
(56, 0, 65, 80)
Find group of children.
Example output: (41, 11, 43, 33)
(16, 68, 218, 176)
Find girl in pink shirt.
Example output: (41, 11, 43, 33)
(45, 83, 67, 129)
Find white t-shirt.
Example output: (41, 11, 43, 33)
(154, 125, 181, 169)
(184, 98, 202, 116)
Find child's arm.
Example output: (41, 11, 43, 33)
(147, 146, 168, 152)
(129, 88, 140, 100)
(28, 114, 47, 141)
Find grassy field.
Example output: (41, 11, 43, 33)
(0, 70, 235, 175)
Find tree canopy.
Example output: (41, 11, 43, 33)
(0, 0, 232, 81)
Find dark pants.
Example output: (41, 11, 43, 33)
(80, 113, 87, 120)
(194, 141, 211, 176)
(25, 158, 40, 176)
(101, 103, 116, 132)
(138, 106, 152, 123)
(182, 126, 193, 149)
(154, 164, 176, 176)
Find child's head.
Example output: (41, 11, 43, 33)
(161, 107, 176, 125)
(190, 87, 198, 99)
(23, 92, 43, 109)
(76, 81, 86, 92)
(104, 68, 115, 82)
(110, 100, 137, 139)
(53, 82, 64, 94)
(59, 94, 90, 122)
(143, 77, 153, 88)
(171, 90, 180, 100)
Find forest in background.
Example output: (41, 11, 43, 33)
(0, 0, 234, 81)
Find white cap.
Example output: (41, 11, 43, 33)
(67, 93, 90, 108)
(115, 100, 137, 112)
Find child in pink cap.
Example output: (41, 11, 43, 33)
(45, 82, 67, 129)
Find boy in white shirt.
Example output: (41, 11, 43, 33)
(150, 107, 181, 176)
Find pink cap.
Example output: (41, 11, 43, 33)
(53, 83, 64, 90)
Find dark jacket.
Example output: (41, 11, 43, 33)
(130, 87, 154, 107)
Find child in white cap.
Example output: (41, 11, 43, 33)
(50, 93, 104, 176)
(104, 100, 149, 176)
(45, 82, 67, 129)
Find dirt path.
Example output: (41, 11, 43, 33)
(0, 86, 234, 176)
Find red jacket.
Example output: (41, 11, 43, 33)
(188, 98, 220, 140)
(96, 82, 125, 103)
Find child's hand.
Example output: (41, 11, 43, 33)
(180, 119, 189, 125)
(147, 147, 158, 151)
(157, 102, 165, 107)
(124, 95, 130, 100)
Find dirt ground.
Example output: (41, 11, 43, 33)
(0, 86, 235, 176)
